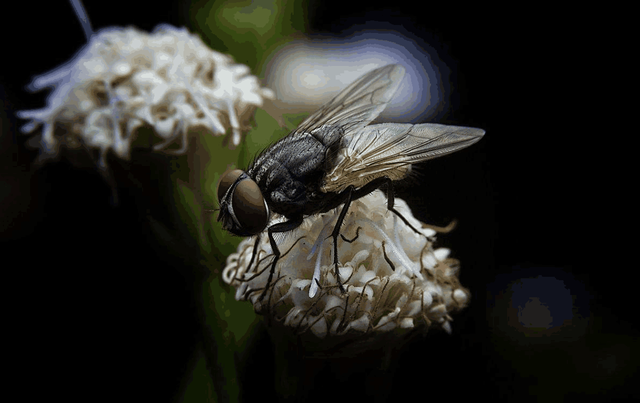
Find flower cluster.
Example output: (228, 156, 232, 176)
(223, 190, 470, 339)
(17, 24, 274, 167)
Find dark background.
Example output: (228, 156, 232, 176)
(2, 1, 632, 402)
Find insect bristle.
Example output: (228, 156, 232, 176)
(402, 163, 424, 185)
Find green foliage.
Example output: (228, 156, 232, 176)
(191, 0, 308, 71)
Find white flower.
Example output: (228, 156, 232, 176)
(222, 190, 470, 339)
(17, 24, 274, 168)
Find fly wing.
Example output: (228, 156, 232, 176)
(292, 64, 405, 138)
(321, 122, 485, 193)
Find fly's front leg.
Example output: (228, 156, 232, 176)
(245, 233, 261, 278)
(258, 217, 304, 302)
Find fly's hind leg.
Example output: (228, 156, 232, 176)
(350, 177, 424, 236)
(379, 178, 425, 236)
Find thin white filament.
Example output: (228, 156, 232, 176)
(353, 217, 423, 280)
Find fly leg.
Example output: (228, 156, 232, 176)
(330, 186, 355, 293)
(243, 232, 261, 281)
(258, 217, 303, 302)
(328, 178, 423, 294)
(351, 177, 424, 236)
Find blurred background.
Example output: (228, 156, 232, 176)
(1, 1, 634, 402)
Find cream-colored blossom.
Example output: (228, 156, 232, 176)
(223, 190, 470, 339)
(17, 24, 274, 167)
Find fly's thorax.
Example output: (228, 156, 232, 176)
(217, 169, 270, 236)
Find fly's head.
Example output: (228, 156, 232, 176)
(217, 169, 270, 236)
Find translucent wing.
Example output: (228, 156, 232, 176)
(321, 122, 485, 193)
(292, 64, 406, 138)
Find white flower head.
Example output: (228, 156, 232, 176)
(17, 24, 274, 168)
(223, 190, 470, 341)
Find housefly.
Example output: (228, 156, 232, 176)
(217, 64, 485, 300)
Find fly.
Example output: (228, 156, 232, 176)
(217, 64, 485, 301)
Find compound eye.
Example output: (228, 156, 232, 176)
(217, 169, 244, 204)
(232, 179, 268, 235)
